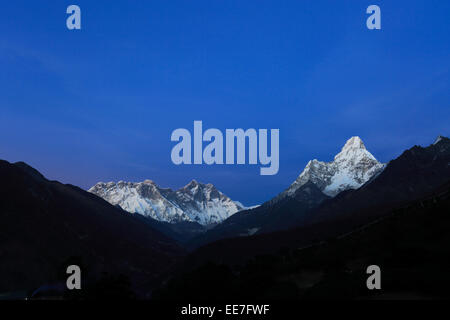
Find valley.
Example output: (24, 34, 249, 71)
(1, 135, 449, 299)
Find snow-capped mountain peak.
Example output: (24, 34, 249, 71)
(434, 135, 445, 145)
(89, 179, 245, 226)
(279, 136, 385, 199)
(184, 179, 199, 188)
(335, 136, 367, 159)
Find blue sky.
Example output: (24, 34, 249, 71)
(1, 0, 449, 205)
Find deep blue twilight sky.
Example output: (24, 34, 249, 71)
(1, 1, 449, 205)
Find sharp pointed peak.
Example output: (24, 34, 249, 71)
(184, 179, 201, 188)
(433, 135, 449, 145)
(305, 159, 320, 166)
(342, 136, 366, 151)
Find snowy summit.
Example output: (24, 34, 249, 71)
(281, 136, 385, 198)
(89, 179, 245, 226)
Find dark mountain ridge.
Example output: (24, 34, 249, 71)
(182, 137, 450, 265)
(155, 179, 450, 300)
(0, 160, 184, 296)
(189, 181, 330, 247)
(309, 136, 450, 224)
(1, 136, 449, 299)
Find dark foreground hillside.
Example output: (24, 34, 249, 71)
(154, 181, 450, 300)
(0, 160, 184, 298)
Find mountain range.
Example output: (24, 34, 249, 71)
(1, 135, 449, 299)
(89, 180, 245, 226)
(180, 135, 450, 266)
(187, 136, 387, 245)
(90, 136, 384, 240)
(156, 179, 450, 300)
(153, 135, 450, 300)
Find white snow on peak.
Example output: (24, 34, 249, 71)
(89, 179, 246, 226)
(281, 136, 385, 198)
(434, 135, 445, 145)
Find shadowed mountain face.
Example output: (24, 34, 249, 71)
(1, 137, 449, 299)
(155, 181, 450, 300)
(157, 144, 450, 300)
(309, 136, 450, 225)
(0, 160, 183, 295)
(188, 137, 387, 247)
(188, 137, 450, 252)
(190, 182, 330, 246)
